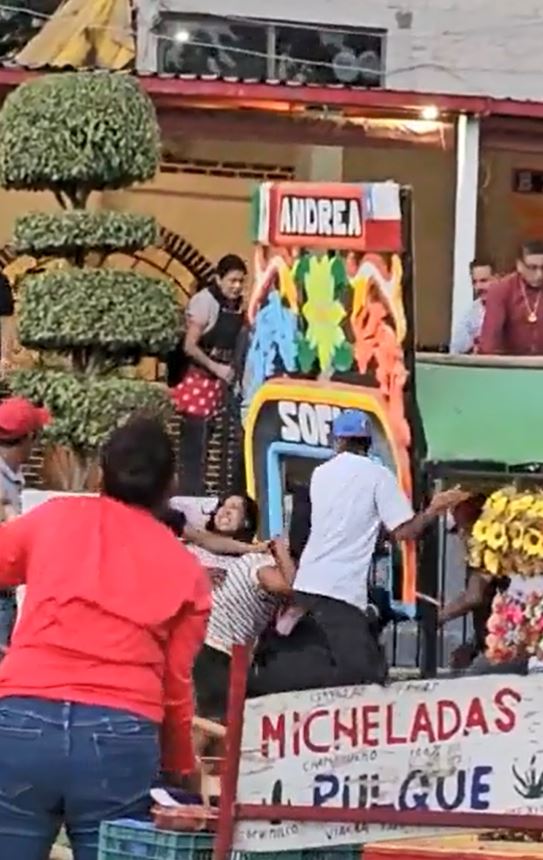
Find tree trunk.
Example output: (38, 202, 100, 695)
(42, 445, 100, 493)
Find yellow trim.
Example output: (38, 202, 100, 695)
(245, 379, 402, 497)
(243, 378, 415, 605)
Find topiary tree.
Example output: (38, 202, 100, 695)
(0, 71, 179, 490)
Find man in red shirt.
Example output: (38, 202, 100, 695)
(479, 239, 543, 355)
(0, 416, 210, 860)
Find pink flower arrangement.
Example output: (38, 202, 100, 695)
(486, 589, 543, 663)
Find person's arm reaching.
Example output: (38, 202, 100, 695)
(184, 524, 268, 556)
(478, 283, 507, 355)
(161, 560, 211, 777)
(392, 488, 470, 541)
(438, 570, 489, 625)
(375, 469, 470, 542)
(0, 505, 33, 586)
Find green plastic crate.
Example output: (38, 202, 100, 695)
(99, 821, 214, 860)
(98, 820, 362, 860)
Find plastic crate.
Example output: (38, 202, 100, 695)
(98, 821, 215, 860)
(98, 819, 362, 860)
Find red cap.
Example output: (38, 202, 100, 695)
(0, 397, 50, 441)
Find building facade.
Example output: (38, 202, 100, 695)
(137, 0, 543, 101)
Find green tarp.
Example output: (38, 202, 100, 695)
(416, 357, 543, 465)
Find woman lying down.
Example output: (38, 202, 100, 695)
(159, 494, 268, 558)
(159, 494, 291, 725)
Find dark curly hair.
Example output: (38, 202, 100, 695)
(206, 494, 258, 543)
(101, 415, 174, 512)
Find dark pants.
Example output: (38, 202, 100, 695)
(0, 697, 159, 860)
(249, 592, 388, 696)
(193, 644, 231, 722)
(178, 416, 209, 495)
(294, 593, 388, 687)
(0, 592, 16, 653)
(466, 653, 529, 676)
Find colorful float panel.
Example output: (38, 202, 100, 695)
(244, 378, 416, 612)
(243, 180, 417, 612)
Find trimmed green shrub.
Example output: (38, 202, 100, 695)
(0, 72, 160, 193)
(18, 268, 180, 356)
(14, 210, 159, 254)
(11, 368, 172, 451)
(0, 72, 176, 489)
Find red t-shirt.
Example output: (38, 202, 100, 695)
(0, 495, 211, 774)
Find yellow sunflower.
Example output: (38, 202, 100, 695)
(486, 522, 508, 551)
(522, 528, 543, 558)
(510, 521, 525, 551)
(486, 492, 509, 515)
(483, 549, 500, 575)
(468, 546, 483, 569)
(472, 519, 491, 544)
(531, 500, 543, 518)
(509, 495, 535, 517)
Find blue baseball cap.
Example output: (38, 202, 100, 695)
(332, 409, 372, 439)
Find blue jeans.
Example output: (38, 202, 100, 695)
(0, 697, 159, 860)
(0, 593, 16, 652)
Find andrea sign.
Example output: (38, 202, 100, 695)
(271, 183, 364, 249)
(253, 181, 403, 251)
(279, 195, 362, 241)
(234, 675, 543, 852)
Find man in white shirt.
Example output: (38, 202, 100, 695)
(450, 259, 495, 354)
(292, 409, 466, 687)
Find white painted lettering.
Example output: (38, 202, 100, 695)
(279, 197, 292, 234)
(278, 402, 346, 447)
(317, 199, 333, 236)
(305, 199, 318, 235)
(332, 200, 347, 236)
(291, 198, 306, 234)
(278, 195, 363, 239)
(278, 401, 300, 443)
(314, 403, 333, 447)
(298, 402, 319, 445)
(347, 199, 362, 237)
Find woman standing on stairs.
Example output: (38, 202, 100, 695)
(171, 254, 247, 496)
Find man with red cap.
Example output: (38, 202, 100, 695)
(0, 396, 49, 650)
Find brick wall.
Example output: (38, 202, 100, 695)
(144, 0, 543, 101)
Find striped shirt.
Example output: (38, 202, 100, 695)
(186, 546, 277, 655)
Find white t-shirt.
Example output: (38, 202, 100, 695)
(293, 452, 414, 611)
(186, 288, 220, 334)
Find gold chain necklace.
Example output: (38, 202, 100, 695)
(521, 284, 542, 323)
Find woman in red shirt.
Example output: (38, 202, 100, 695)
(0, 416, 210, 860)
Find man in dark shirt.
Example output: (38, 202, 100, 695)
(479, 239, 543, 355)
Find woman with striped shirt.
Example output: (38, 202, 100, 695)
(185, 496, 291, 722)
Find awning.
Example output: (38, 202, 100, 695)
(15, 0, 134, 70)
(416, 355, 543, 467)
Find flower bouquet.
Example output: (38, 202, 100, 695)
(469, 487, 543, 578)
(469, 488, 543, 663)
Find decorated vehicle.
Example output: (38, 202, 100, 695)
(241, 179, 420, 616)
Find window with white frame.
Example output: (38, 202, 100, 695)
(156, 14, 385, 87)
